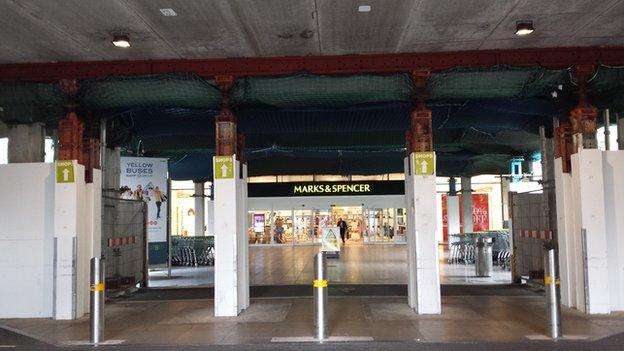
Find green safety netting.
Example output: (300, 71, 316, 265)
(428, 66, 567, 99)
(1, 65, 623, 178)
(232, 73, 413, 107)
(78, 73, 221, 110)
(1, 65, 623, 124)
(0, 82, 65, 123)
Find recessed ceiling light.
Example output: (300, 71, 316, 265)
(159, 8, 177, 16)
(515, 21, 534, 36)
(358, 5, 371, 12)
(111, 33, 131, 48)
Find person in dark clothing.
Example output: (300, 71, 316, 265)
(337, 217, 348, 244)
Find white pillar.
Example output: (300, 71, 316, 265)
(54, 160, 88, 320)
(556, 149, 624, 314)
(461, 177, 473, 233)
(194, 181, 205, 236)
(405, 153, 441, 314)
(238, 163, 250, 310)
(447, 196, 460, 240)
(404, 158, 416, 308)
(213, 155, 248, 316)
(500, 177, 511, 224)
(8, 123, 45, 163)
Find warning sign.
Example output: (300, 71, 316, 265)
(412, 152, 435, 176)
(56, 160, 75, 183)
(213, 155, 234, 179)
(321, 227, 341, 253)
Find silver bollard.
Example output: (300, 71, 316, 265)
(314, 251, 328, 342)
(544, 245, 562, 339)
(90, 257, 105, 344)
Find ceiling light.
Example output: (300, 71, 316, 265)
(358, 5, 371, 12)
(160, 8, 177, 16)
(515, 21, 534, 36)
(112, 33, 131, 48)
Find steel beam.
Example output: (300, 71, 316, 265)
(1, 46, 624, 82)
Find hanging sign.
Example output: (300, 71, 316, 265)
(120, 157, 169, 243)
(412, 152, 435, 175)
(55, 160, 75, 183)
(214, 155, 234, 179)
(321, 227, 341, 252)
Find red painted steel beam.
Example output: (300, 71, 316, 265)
(1, 46, 624, 82)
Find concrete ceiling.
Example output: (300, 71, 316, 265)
(1, 0, 624, 64)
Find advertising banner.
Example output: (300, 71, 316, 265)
(442, 193, 490, 240)
(120, 157, 169, 244)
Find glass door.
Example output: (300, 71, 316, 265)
(294, 209, 314, 245)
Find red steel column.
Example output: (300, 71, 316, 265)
(215, 75, 237, 156)
(409, 70, 433, 153)
(569, 65, 598, 152)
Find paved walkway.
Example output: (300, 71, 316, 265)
(149, 244, 511, 287)
(3, 292, 624, 348)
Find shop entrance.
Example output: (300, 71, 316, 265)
(248, 206, 407, 246)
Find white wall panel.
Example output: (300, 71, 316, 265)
(0, 163, 55, 318)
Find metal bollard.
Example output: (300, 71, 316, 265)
(544, 245, 562, 339)
(313, 251, 328, 341)
(90, 257, 105, 344)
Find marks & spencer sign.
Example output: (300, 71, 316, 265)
(248, 180, 404, 198)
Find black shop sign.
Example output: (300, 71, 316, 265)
(247, 180, 405, 197)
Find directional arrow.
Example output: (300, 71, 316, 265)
(62, 168, 70, 181)
(221, 164, 228, 178)
(420, 160, 428, 174)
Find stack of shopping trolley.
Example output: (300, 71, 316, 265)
(448, 230, 511, 270)
(171, 236, 215, 267)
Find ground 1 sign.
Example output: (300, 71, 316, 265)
(214, 156, 234, 179)
(412, 152, 435, 175)
(55, 160, 75, 183)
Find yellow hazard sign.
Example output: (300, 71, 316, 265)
(56, 160, 75, 183)
(412, 152, 435, 175)
(214, 155, 234, 179)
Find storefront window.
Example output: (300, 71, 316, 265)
(249, 206, 407, 246)
(171, 181, 211, 237)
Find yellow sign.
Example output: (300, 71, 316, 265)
(56, 160, 75, 183)
(313, 279, 328, 288)
(214, 156, 234, 179)
(321, 227, 341, 252)
(412, 152, 435, 175)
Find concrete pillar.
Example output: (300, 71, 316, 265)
(447, 177, 460, 241)
(194, 181, 205, 236)
(213, 155, 248, 316)
(500, 177, 510, 224)
(461, 177, 473, 233)
(405, 153, 441, 314)
(7, 123, 45, 163)
(103, 147, 120, 192)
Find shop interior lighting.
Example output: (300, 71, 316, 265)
(358, 5, 371, 12)
(112, 33, 131, 48)
(515, 21, 534, 36)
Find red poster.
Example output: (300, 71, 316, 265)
(442, 193, 490, 242)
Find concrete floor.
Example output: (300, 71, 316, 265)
(3, 295, 624, 347)
(149, 244, 511, 287)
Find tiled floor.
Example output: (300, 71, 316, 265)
(3, 295, 624, 346)
(149, 243, 511, 287)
